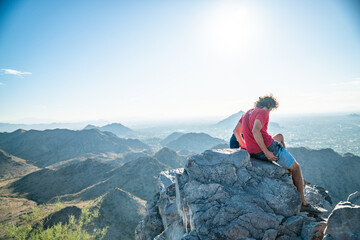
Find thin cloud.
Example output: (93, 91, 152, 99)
(1, 68, 32, 77)
(329, 80, 360, 86)
(0, 82, 4, 86)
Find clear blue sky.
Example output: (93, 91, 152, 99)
(0, 0, 359, 123)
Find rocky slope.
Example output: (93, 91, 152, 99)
(107, 157, 171, 201)
(136, 149, 332, 240)
(0, 149, 39, 180)
(165, 133, 226, 153)
(9, 159, 114, 203)
(10, 155, 172, 204)
(288, 147, 360, 204)
(94, 188, 146, 240)
(0, 128, 150, 167)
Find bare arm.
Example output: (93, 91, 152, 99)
(233, 122, 246, 149)
(252, 119, 277, 161)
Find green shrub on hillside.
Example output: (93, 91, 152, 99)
(5, 206, 107, 240)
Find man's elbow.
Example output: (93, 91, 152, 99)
(252, 129, 260, 136)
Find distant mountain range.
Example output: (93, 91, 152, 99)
(0, 122, 86, 132)
(83, 123, 136, 138)
(165, 132, 226, 153)
(0, 128, 150, 167)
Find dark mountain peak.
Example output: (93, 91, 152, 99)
(155, 147, 176, 156)
(83, 124, 97, 129)
(160, 132, 185, 146)
(154, 147, 185, 169)
(165, 132, 226, 153)
(216, 110, 244, 128)
(82, 122, 135, 137)
(80, 128, 117, 137)
(104, 123, 127, 128)
(13, 128, 27, 134)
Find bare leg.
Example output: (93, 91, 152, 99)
(289, 161, 307, 205)
(273, 133, 286, 149)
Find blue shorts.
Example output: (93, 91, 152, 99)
(251, 141, 295, 169)
(230, 134, 239, 148)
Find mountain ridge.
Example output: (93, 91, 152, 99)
(83, 123, 135, 137)
(0, 128, 150, 167)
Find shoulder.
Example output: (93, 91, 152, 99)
(253, 108, 268, 116)
(253, 108, 269, 121)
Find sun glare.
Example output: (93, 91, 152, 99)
(199, 4, 261, 56)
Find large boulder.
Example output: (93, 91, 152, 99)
(136, 149, 331, 240)
(325, 191, 360, 240)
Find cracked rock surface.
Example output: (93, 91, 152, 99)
(136, 149, 332, 240)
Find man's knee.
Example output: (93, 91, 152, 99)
(274, 133, 284, 142)
(289, 160, 300, 172)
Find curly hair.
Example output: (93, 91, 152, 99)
(254, 94, 279, 110)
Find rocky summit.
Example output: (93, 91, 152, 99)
(136, 149, 332, 240)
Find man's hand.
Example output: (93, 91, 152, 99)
(265, 151, 277, 161)
(252, 119, 277, 161)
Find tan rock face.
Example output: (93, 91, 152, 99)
(136, 149, 332, 240)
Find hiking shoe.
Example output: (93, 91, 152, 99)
(300, 204, 322, 214)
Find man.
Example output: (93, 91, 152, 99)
(230, 95, 319, 213)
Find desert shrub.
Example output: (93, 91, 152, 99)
(6, 206, 107, 240)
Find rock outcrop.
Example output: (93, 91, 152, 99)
(325, 191, 360, 240)
(136, 149, 331, 240)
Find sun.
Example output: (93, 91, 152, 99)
(199, 4, 262, 56)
